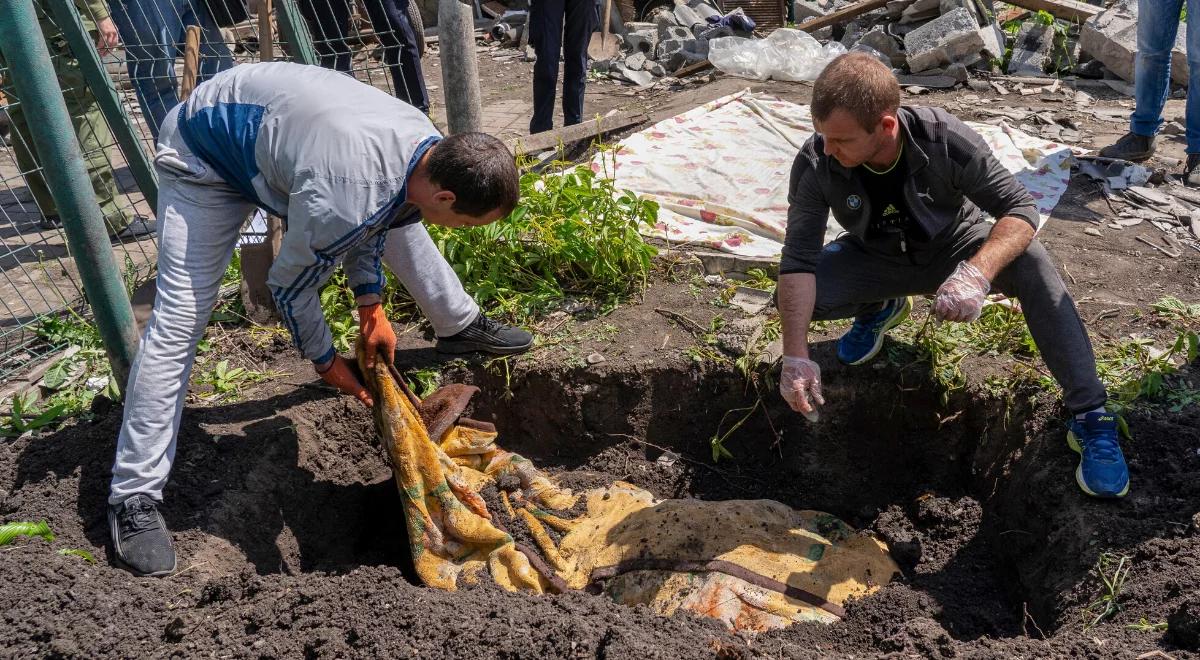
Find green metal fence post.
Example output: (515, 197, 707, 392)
(44, 0, 159, 211)
(0, 0, 139, 390)
(275, 0, 319, 66)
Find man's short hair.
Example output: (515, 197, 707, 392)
(425, 132, 519, 217)
(811, 53, 901, 132)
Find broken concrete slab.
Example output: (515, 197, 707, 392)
(904, 7, 984, 73)
(1006, 22, 1053, 76)
(730, 287, 773, 316)
(793, 0, 832, 21)
(673, 1, 704, 27)
(977, 21, 1005, 62)
(1079, 0, 1188, 87)
(886, 0, 914, 18)
(648, 62, 667, 76)
(900, 0, 939, 23)
(626, 51, 648, 70)
(856, 27, 906, 67)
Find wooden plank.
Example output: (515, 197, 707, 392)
(1000, 0, 1099, 23)
(509, 111, 647, 155)
(796, 0, 889, 33)
(673, 59, 713, 78)
(179, 25, 201, 101)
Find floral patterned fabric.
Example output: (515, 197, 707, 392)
(592, 90, 1076, 259)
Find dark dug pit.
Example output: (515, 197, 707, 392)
(0, 337, 1196, 658)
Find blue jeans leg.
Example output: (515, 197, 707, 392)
(1186, 0, 1200, 153)
(1130, 0, 1184, 138)
(111, 0, 233, 140)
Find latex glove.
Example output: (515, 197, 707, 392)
(934, 261, 991, 323)
(315, 355, 372, 407)
(779, 356, 824, 420)
(357, 303, 396, 370)
(95, 17, 120, 56)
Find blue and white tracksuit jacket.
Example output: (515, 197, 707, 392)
(177, 61, 441, 364)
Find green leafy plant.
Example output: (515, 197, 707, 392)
(0, 390, 67, 437)
(319, 272, 358, 354)
(0, 520, 54, 545)
(1098, 327, 1199, 413)
(428, 157, 658, 322)
(195, 360, 276, 401)
(1152, 296, 1200, 324)
(1083, 552, 1132, 629)
(405, 368, 442, 399)
(709, 401, 759, 463)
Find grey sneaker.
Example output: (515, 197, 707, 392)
(1186, 154, 1200, 188)
(108, 494, 177, 576)
(1098, 132, 1156, 162)
(436, 312, 534, 355)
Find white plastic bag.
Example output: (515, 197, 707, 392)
(709, 29, 849, 82)
(708, 36, 773, 80)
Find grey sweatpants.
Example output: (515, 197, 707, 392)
(108, 111, 478, 505)
(812, 221, 1107, 415)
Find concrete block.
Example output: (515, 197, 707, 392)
(660, 24, 692, 41)
(626, 51, 648, 70)
(1006, 22, 1053, 76)
(904, 7, 984, 73)
(899, 0, 939, 24)
(688, 36, 709, 57)
(624, 29, 659, 54)
(856, 26, 906, 68)
(1079, 0, 1188, 86)
(655, 37, 685, 60)
(649, 62, 667, 76)
(656, 13, 681, 38)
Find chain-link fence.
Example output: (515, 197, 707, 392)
(0, 0, 430, 383)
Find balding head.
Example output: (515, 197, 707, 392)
(812, 53, 901, 132)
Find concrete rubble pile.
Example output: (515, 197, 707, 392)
(567, 0, 1190, 93)
(591, 0, 748, 86)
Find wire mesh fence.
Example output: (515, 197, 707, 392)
(0, 0, 431, 383)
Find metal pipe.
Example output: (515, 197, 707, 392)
(0, 0, 139, 389)
(275, 0, 319, 65)
(44, 0, 158, 210)
(438, 0, 483, 134)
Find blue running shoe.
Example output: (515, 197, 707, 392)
(837, 297, 912, 365)
(1066, 412, 1130, 498)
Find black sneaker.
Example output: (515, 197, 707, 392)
(1098, 132, 1156, 162)
(1186, 154, 1200, 188)
(436, 312, 534, 355)
(108, 494, 177, 577)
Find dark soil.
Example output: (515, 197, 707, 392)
(3, 56, 1200, 660)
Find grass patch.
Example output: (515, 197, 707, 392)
(1083, 552, 1132, 629)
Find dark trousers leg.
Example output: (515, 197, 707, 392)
(529, 0, 566, 134)
(362, 0, 430, 112)
(812, 222, 1107, 414)
(298, 0, 353, 71)
(561, 0, 596, 126)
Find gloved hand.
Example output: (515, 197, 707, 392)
(316, 355, 373, 407)
(934, 261, 991, 323)
(358, 303, 396, 370)
(779, 356, 824, 418)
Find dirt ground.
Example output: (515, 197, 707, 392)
(2, 50, 1199, 659)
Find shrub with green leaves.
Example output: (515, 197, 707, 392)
(427, 163, 659, 321)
